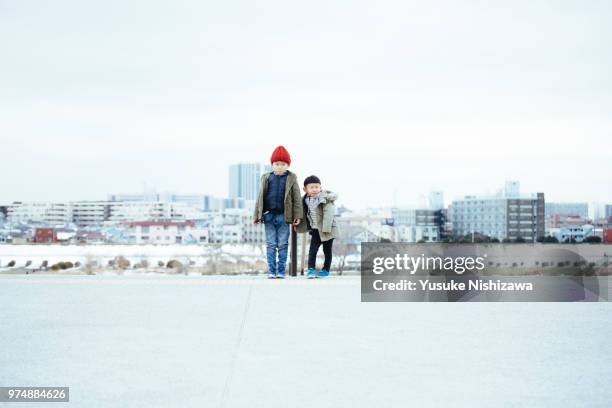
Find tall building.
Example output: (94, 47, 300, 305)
(428, 191, 444, 210)
(589, 202, 606, 220)
(605, 204, 612, 218)
(229, 163, 270, 201)
(503, 181, 520, 198)
(450, 190, 545, 242)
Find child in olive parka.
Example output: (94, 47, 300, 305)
(253, 146, 303, 278)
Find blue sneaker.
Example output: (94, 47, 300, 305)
(276, 272, 286, 279)
(307, 268, 317, 279)
(318, 269, 330, 278)
(267, 273, 277, 279)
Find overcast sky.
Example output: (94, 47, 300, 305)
(1, 0, 611, 209)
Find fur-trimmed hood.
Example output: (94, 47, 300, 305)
(317, 190, 338, 204)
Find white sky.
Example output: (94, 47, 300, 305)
(1, 0, 611, 209)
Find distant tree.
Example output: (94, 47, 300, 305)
(514, 236, 526, 243)
(490, 238, 500, 243)
(502, 238, 512, 243)
(380, 238, 392, 243)
(50, 261, 74, 271)
(583, 236, 602, 243)
(563, 237, 577, 244)
(457, 233, 493, 243)
(457, 234, 473, 243)
(167, 259, 183, 270)
(334, 242, 358, 276)
(113, 256, 130, 269)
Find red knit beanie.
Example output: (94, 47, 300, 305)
(270, 145, 291, 166)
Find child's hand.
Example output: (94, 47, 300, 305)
(253, 218, 261, 224)
(292, 219, 301, 226)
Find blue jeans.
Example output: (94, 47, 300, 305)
(263, 212, 290, 276)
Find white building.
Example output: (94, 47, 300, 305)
(390, 207, 446, 242)
(204, 208, 265, 244)
(395, 225, 439, 242)
(71, 201, 110, 226)
(123, 220, 209, 244)
(107, 201, 205, 223)
(335, 209, 393, 242)
(109, 192, 218, 212)
(6, 202, 72, 225)
(5, 200, 213, 227)
(450, 189, 545, 242)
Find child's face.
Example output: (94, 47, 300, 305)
(272, 161, 288, 175)
(303, 183, 321, 197)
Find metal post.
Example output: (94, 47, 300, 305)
(290, 227, 297, 276)
(300, 232, 307, 275)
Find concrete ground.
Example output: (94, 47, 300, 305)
(1, 274, 611, 407)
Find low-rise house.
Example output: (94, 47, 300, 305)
(76, 230, 105, 244)
(34, 227, 57, 243)
(551, 224, 596, 243)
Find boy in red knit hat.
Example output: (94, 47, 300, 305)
(253, 146, 303, 278)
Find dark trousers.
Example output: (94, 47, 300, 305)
(308, 229, 334, 270)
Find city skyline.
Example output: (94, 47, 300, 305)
(1, 171, 611, 213)
(2, 180, 611, 226)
